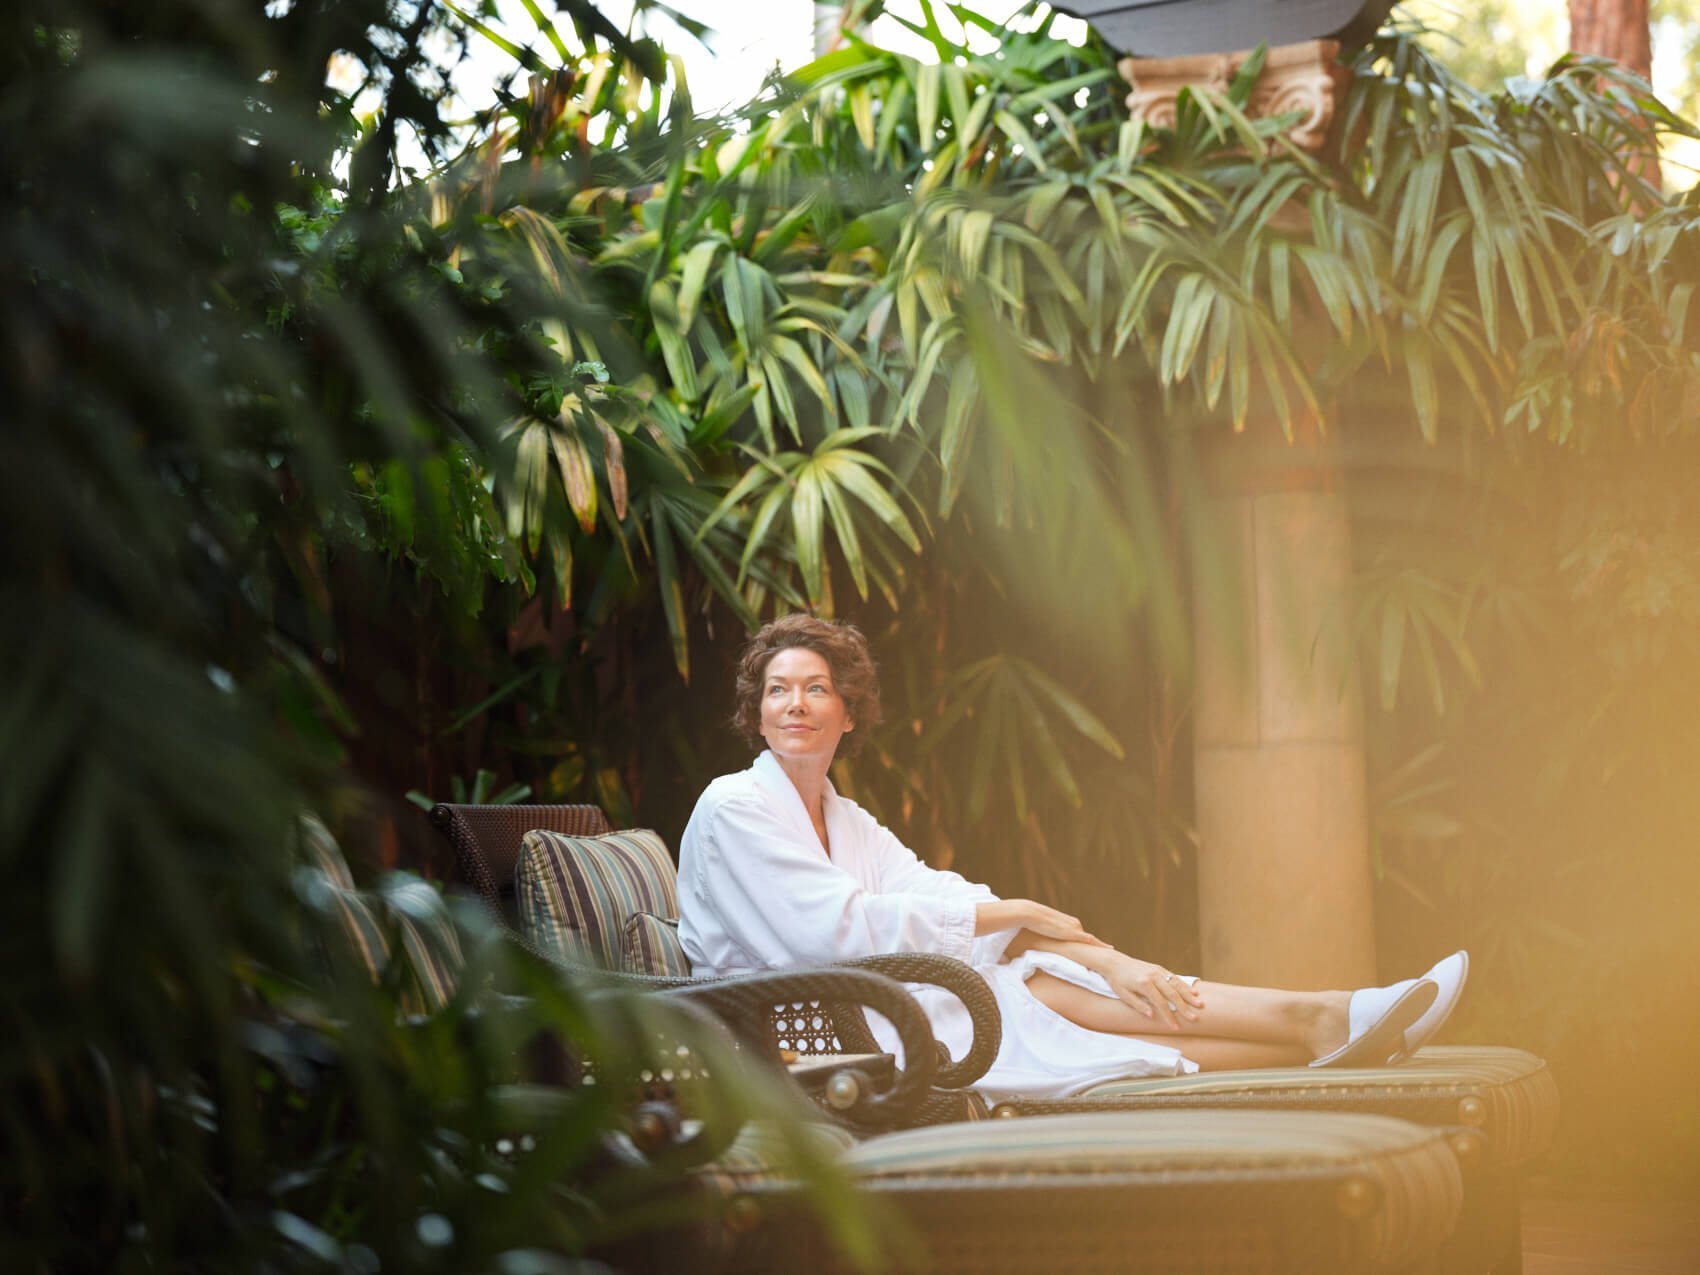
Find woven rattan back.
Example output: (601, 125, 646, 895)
(429, 802, 612, 922)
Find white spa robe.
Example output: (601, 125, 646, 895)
(677, 751, 1198, 1104)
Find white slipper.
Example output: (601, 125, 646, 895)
(1309, 978, 1438, 1068)
(1394, 950, 1469, 1060)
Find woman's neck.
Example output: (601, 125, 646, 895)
(771, 752, 831, 831)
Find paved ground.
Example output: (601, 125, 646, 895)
(1523, 1192, 1700, 1274)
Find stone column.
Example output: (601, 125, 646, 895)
(1191, 415, 1375, 989)
(1121, 41, 1377, 988)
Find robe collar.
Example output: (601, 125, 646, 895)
(751, 749, 844, 859)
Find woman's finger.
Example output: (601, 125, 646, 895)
(1164, 971, 1206, 1011)
(1114, 986, 1155, 1019)
(1148, 977, 1184, 1031)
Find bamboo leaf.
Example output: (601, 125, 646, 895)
(1016, 660, 1125, 759)
(676, 239, 721, 331)
(1470, 215, 1499, 350)
(792, 467, 827, 604)
(825, 453, 921, 553)
(543, 520, 573, 610)
(739, 479, 793, 580)
(850, 82, 876, 150)
(1021, 178, 1071, 232)
(876, 76, 910, 162)
(942, 63, 971, 137)
(1379, 595, 1407, 711)
(647, 280, 699, 401)
(1414, 215, 1469, 321)
(721, 255, 770, 352)
(1406, 333, 1439, 443)
(957, 208, 994, 276)
(1159, 273, 1211, 385)
(938, 357, 977, 508)
(691, 379, 763, 447)
(548, 420, 597, 533)
(915, 62, 940, 146)
(1667, 281, 1695, 343)
(1392, 150, 1444, 273)
(761, 352, 800, 441)
(815, 469, 868, 599)
(1268, 238, 1291, 324)
(834, 366, 871, 430)
(1492, 223, 1534, 336)
(594, 414, 627, 522)
(1012, 680, 1082, 808)
(650, 503, 689, 679)
(993, 109, 1047, 172)
(767, 333, 836, 419)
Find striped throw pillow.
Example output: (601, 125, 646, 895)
(622, 911, 691, 977)
(319, 874, 465, 1016)
(515, 828, 678, 969)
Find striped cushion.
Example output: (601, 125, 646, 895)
(843, 1109, 1445, 1178)
(380, 874, 466, 1012)
(321, 873, 465, 1015)
(839, 1111, 1463, 1272)
(623, 911, 691, 977)
(1073, 1045, 1558, 1168)
(691, 1119, 858, 1196)
(297, 812, 355, 890)
(516, 828, 678, 969)
(705, 1111, 1461, 1271)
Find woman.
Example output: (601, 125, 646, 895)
(677, 615, 1467, 1105)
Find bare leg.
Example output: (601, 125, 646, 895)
(1025, 971, 1351, 1068)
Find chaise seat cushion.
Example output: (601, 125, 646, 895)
(710, 1109, 1463, 1273)
(1053, 1045, 1558, 1171)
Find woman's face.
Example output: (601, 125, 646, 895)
(758, 647, 854, 765)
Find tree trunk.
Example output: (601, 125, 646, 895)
(1569, 0, 1660, 189)
(1569, 0, 1652, 79)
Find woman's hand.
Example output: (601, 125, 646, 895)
(1102, 953, 1206, 1032)
(976, 899, 1108, 947)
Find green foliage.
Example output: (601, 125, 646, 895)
(0, 0, 877, 1267)
(12, 0, 1700, 1236)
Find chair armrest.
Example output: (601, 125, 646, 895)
(831, 954, 1001, 1091)
(660, 965, 938, 1132)
(525, 958, 940, 1131)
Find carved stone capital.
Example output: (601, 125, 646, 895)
(1117, 38, 1351, 153)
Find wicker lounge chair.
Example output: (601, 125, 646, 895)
(430, 801, 1555, 1272)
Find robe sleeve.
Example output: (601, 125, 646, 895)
(691, 794, 978, 967)
(858, 808, 1019, 966)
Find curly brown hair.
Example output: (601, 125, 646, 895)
(732, 614, 883, 758)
